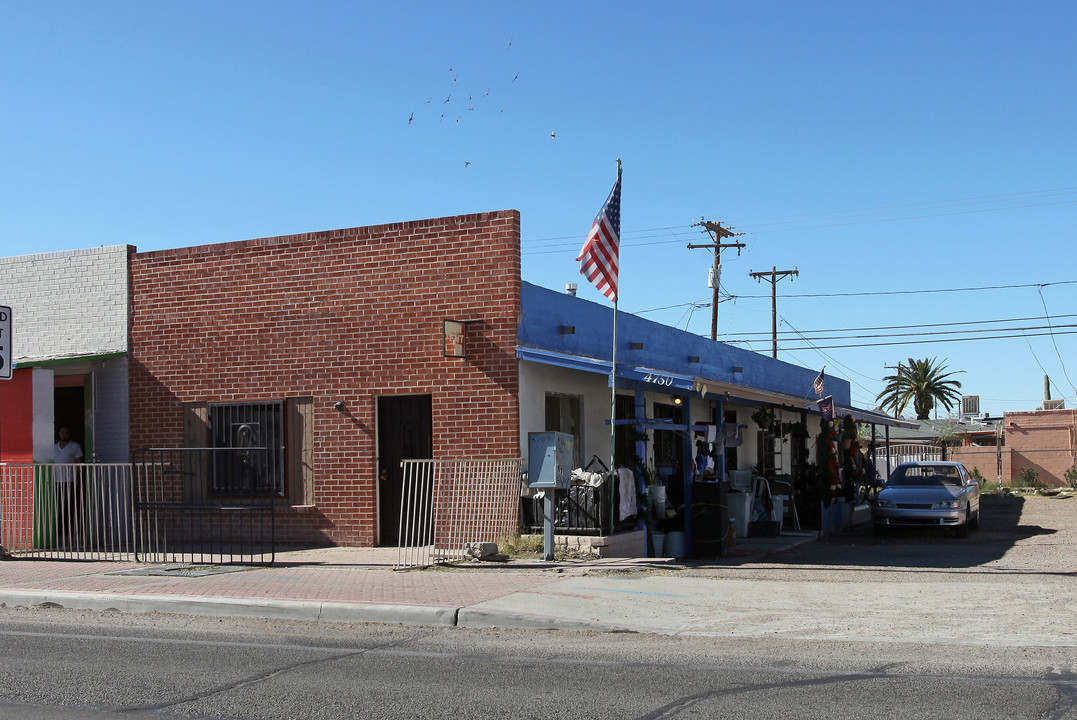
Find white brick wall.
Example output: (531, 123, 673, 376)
(92, 356, 130, 462)
(0, 246, 129, 363)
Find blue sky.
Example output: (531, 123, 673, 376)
(3, 1, 1075, 416)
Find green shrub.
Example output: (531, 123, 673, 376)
(1064, 465, 1077, 491)
(1016, 467, 1046, 490)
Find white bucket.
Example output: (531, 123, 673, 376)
(664, 531, 685, 558)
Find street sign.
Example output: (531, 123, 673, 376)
(0, 305, 10, 380)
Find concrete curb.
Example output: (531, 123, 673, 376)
(457, 607, 624, 633)
(0, 590, 460, 627)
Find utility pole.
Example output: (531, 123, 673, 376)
(687, 219, 745, 340)
(748, 266, 798, 358)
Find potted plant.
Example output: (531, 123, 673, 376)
(751, 406, 776, 432)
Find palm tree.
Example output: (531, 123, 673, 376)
(876, 357, 964, 420)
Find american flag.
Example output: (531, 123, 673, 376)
(813, 368, 825, 397)
(577, 167, 621, 302)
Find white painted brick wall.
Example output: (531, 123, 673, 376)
(92, 356, 130, 462)
(0, 246, 129, 363)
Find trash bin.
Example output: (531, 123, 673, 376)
(691, 480, 729, 558)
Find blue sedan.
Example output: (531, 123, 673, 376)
(872, 461, 981, 538)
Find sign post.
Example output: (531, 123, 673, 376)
(0, 305, 11, 380)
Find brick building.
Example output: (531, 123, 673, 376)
(1002, 409, 1077, 487)
(128, 211, 522, 546)
(0, 246, 131, 465)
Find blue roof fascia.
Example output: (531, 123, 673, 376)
(515, 347, 695, 391)
(519, 282, 851, 406)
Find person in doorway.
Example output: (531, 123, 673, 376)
(54, 425, 85, 549)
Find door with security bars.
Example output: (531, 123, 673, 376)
(377, 395, 432, 545)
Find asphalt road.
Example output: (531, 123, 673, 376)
(0, 493, 1074, 719)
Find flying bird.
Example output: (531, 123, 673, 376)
(512, 72, 520, 83)
(464, 161, 471, 167)
(444, 94, 451, 104)
(550, 131, 556, 138)
(507, 38, 513, 50)
(408, 113, 413, 124)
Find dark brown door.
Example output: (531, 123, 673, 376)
(377, 394, 433, 545)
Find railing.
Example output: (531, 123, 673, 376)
(396, 458, 524, 569)
(0, 463, 134, 561)
(520, 484, 630, 535)
(132, 448, 276, 565)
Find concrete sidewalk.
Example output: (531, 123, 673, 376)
(0, 533, 817, 634)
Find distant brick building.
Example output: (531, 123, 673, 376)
(1002, 409, 1077, 487)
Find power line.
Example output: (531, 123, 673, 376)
(521, 186, 1077, 254)
(726, 312, 1077, 337)
(732, 327, 1077, 351)
(726, 279, 1077, 300)
(724, 322, 1077, 345)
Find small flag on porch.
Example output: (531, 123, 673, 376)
(577, 165, 621, 302)
(813, 367, 825, 397)
(818, 395, 835, 421)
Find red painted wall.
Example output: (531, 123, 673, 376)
(0, 368, 34, 462)
(128, 211, 522, 546)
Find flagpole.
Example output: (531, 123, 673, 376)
(610, 298, 618, 532)
(609, 159, 621, 534)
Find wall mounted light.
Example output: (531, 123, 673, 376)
(688, 355, 700, 363)
(630, 342, 644, 350)
(673, 397, 683, 406)
(334, 401, 344, 412)
(560, 325, 576, 335)
(732, 366, 744, 374)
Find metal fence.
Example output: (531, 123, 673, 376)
(873, 444, 943, 481)
(1, 450, 276, 565)
(396, 458, 524, 570)
(1, 463, 134, 561)
(132, 448, 276, 565)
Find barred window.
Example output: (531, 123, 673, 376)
(209, 401, 285, 496)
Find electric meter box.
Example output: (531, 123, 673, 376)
(527, 432, 573, 489)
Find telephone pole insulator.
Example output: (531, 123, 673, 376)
(688, 219, 745, 341)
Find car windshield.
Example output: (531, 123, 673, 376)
(888, 465, 963, 487)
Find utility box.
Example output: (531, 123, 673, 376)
(527, 432, 573, 489)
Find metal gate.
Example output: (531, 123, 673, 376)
(396, 458, 524, 569)
(874, 444, 943, 481)
(132, 448, 276, 565)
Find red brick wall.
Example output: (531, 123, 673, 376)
(129, 211, 522, 545)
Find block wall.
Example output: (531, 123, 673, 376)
(1002, 410, 1077, 488)
(0, 246, 130, 363)
(128, 211, 522, 545)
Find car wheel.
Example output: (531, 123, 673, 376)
(955, 507, 970, 538)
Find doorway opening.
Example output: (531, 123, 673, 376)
(376, 394, 433, 546)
